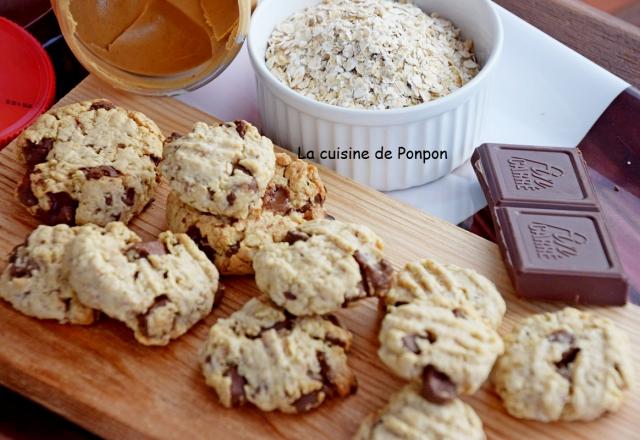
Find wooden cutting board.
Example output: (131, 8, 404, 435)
(0, 76, 637, 440)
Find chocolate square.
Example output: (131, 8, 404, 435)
(495, 207, 628, 305)
(472, 144, 598, 211)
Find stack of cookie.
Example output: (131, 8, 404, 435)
(161, 120, 327, 275)
(199, 218, 394, 413)
(158, 119, 399, 413)
(2, 99, 223, 346)
(355, 259, 508, 439)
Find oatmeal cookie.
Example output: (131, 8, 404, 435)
(200, 297, 357, 413)
(491, 307, 635, 422)
(253, 219, 393, 316)
(160, 120, 275, 218)
(16, 99, 163, 226)
(378, 299, 503, 403)
(66, 222, 220, 345)
(166, 153, 327, 275)
(384, 259, 506, 329)
(0, 224, 96, 324)
(354, 383, 485, 440)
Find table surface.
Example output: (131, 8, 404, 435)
(2, 74, 640, 440)
(0, 1, 639, 439)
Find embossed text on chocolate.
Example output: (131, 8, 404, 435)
(508, 156, 564, 191)
(528, 221, 587, 260)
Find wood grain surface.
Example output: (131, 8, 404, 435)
(0, 76, 638, 439)
(495, 0, 640, 88)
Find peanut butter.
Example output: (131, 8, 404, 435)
(69, 0, 238, 76)
(52, 0, 250, 93)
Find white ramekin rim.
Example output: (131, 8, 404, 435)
(248, 0, 504, 124)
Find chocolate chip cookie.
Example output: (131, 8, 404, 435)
(0, 224, 96, 324)
(491, 307, 635, 422)
(354, 383, 485, 440)
(66, 222, 220, 345)
(166, 153, 327, 275)
(253, 219, 393, 316)
(201, 297, 357, 413)
(384, 259, 506, 329)
(378, 299, 503, 403)
(160, 120, 276, 219)
(16, 99, 164, 226)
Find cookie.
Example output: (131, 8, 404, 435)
(491, 307, 635, 422)
(253, 219, 393, 316)
(384, 259, 506, 329)
(16, 99, 164, 226)
(378, 299, 503, 403)
(66, 222, 220, 345)
(0, 224, 96, 325)
(200, 297, 357, 413)
(166, 153, 327, 275)
(354, 383, 485, 440)
(160, 120, 276, 219)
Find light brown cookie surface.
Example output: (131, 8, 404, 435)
(160, 120, 275, 219)
(384, 259, 506, 329)
(492, 307, 635, 422)
(66, 222, 220, 345)
(354, 383, 485, 440)
(0, 224, 96, 324)
(253, 219, 393, 316)
(200, 297, 357, 413)
(378, 299, 503, 403)
(16, 99, 163, 226)
(166, 153, 327, 275)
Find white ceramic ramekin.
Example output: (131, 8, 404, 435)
(248, 0, 503, 191)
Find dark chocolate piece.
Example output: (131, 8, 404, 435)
(472, 144, 598, 211)
(473, 143, 628, 305)
(495, 207, 627, 305)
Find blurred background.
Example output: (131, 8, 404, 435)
(0, 0, 638, 102)
(586, 0, 640, 25)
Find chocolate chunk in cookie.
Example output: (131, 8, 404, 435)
(41, 192, 79, 225)
(23, 138, 54, 168)
(353, 250, 393, 296)
(263, 185, 291, 214)
(81, 165, 121, 179)
(422, 365, 457, 404)
(89, 100, 116, 111)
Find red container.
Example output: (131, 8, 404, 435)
(0, 17, 56, 148)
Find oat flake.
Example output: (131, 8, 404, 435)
(265, 0, 480, 110)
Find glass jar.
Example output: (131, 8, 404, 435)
(52, 0, 252, 96)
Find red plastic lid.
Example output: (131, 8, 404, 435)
(0, 17, 56, 148)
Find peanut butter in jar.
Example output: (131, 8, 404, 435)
(53, 0, 252, 95)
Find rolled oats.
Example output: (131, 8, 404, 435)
(265, 0, 479, 110)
